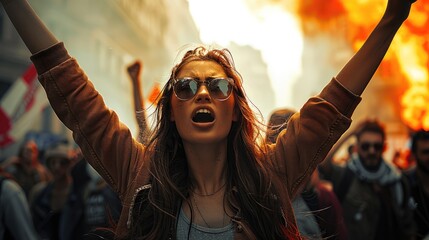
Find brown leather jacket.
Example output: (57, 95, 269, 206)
(31, 42, 361, 239)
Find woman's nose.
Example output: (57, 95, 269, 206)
(195, 84, 211, 102)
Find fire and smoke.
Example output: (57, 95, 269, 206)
(250, 0, 429, 131)
(300, 0, 429, 131)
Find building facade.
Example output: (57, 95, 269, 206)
(0, 0, 200, 158)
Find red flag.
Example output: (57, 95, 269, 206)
(0, 64, 47, 148)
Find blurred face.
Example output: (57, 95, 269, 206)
(170, 60, 237, 145)
(414, 139, 429, 174)
(47, 157, 71, 179)
(21, 141, 38, 165)
(357, 132, 384, 171)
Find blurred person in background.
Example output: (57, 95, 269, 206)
(404, 130, 429, 239)
(267, 108, 348, 240)
(73, 146, 123, 233)
(319, 119, 415, 240)
(127, 60, 151, 145)
(2, 139, 51, 197)
(0, 167, 39, 240)
(29, 144, 87, 240)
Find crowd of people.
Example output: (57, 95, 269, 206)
(2, 121, 428, 239)
(0, 0, 427, 239)
(0, 140, 122, 240)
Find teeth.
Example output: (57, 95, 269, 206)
(196, 109, 211, 114)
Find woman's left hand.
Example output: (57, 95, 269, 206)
(384, 0, 416, 23)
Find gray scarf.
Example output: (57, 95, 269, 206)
(347, 153, 404, 205)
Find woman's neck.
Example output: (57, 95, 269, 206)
(183, 141, 228, 195)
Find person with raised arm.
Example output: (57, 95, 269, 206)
(126, 60, 151, 144)
(0, 0, 417, 239)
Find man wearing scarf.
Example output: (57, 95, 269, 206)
(320, 119, 415, 240)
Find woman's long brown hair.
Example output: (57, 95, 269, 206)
(126, 46, 297, 239)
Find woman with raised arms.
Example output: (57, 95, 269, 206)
(0, 0, 417, 239)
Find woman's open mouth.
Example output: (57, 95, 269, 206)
(192, 108, 215, 123)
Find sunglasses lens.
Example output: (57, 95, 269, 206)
(374, 143, 383, 151)
(173, 78, 233, 101)
(208, 78, 232, 100)
(421, 149, 429, 155)
(174, 79, 198, 100)
(360, 142, 383, 151)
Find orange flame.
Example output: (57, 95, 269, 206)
(296, 0, 346, 35)
(398, 1, 429, 131)
(392, 149, 414, 170)
(147, 82, 161, 104)
(293, 0, 429, 130)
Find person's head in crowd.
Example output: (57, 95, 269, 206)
(354, 119, 386, 172)
(411, 130, 429, 174)
(45, 145, 74, 180)
(266, 108, 296, 144)
(18, 139, 39, 167)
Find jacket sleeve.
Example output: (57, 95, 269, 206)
(30, 43, 145, 199)
(271, 78, 361, 197)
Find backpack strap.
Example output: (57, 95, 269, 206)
(335, 166, 355, 203)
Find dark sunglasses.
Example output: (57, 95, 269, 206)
(419, 149, 429, 155)
(48, 157, 70, 168)
(360, 142, 383, 151)
(172, 77, 234, 101)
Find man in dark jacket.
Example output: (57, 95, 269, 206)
(320, 119, 415, 240)
(405, 130, 429, 239)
